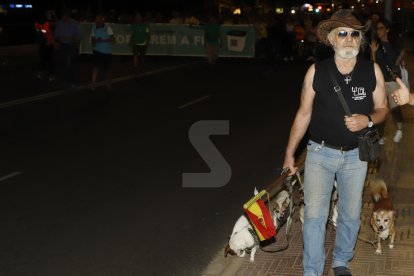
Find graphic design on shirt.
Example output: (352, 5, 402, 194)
(351, 87, 366, 100)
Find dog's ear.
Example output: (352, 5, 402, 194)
(371, 212, 377, 224)
(224, 244, 236, 257)
(271, 201, 278, 212)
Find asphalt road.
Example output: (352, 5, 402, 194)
(0, 56, 309, 276)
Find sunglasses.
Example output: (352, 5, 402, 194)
(337, 30, 361, 38)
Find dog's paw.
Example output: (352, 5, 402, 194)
(239, 251, 246, 257)
(375, 249, 382, 255)
(389, 244, 394, 249)
(249, 245, 258, 262)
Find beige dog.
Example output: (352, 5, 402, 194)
(271, 190, 290, 228)
(370, 178, 396, 255)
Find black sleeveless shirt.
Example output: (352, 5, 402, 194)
(310, 57, 376, 146)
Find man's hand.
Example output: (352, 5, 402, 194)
(344, 114, 369, 132)
(282, 155, 297, 176)
(391, 77, 411, 106)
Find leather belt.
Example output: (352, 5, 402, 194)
(313, 140, 358, 151)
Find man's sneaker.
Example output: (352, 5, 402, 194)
(333, 266, 352, 276)
(379, 137, 385, 145)
(393, 130, 402, 143)
(48, 76, 55, 82)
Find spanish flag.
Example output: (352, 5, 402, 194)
(243, 190, 276, 241)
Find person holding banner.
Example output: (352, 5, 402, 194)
(130, 13, 149, 71)
(282, 10, 388, 276)
(188, 16, 221, 65)
(91, 14, 114, 90)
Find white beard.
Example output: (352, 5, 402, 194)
(336, 47, 359, 59)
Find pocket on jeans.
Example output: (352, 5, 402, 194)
(307, 140, 322, 152)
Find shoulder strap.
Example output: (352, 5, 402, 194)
(327, 63, 352, 116)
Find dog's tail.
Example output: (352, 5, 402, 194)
(370, 178, 388, 202)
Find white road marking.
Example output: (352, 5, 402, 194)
(0, 62, 195, 110)
(178, 95, 211, 109)
(0, 171, 21, 182)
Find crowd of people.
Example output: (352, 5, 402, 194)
(34, 9, 152, 90)
(31, 7, 413, 90)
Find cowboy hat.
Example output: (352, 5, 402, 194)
(316, 9, 364, 45)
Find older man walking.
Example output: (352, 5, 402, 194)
(282, 10, 388, 276)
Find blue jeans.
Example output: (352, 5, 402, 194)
(303, 140, 367, 276)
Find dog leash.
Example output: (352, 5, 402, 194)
(328, 219, 378, 249)
(327, 220, 377, 249)
(357, 236, 378, 249)
(257, 172, 300, 253)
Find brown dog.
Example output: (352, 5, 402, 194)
(370, 178, 396, 255)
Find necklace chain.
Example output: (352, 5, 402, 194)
(335, 58, 357, 85)
(344, 69, 354, 85)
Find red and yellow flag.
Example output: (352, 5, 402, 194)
(243, 190, 276, 241)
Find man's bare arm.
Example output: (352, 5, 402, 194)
(343, 63, 388, 132)
(283, 64, 316, 175)
(371, 63, 389, 124)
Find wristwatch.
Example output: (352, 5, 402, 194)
(367, 115, 374, 128)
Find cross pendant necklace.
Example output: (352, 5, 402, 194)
(344, 69, 354, 85)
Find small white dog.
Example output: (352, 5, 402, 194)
(224, 215, 258, 262)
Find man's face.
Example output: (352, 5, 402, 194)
(329, 27, 361, 59)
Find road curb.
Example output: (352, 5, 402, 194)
(201, 248, 244, 276)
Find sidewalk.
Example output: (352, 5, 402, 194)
(203, 53, 414, 276)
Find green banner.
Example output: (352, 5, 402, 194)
(80, 23, 255, 57)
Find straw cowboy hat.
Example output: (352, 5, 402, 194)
(316, 9, 364, 45)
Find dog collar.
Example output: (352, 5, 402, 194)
(247, 228, 260, 245)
